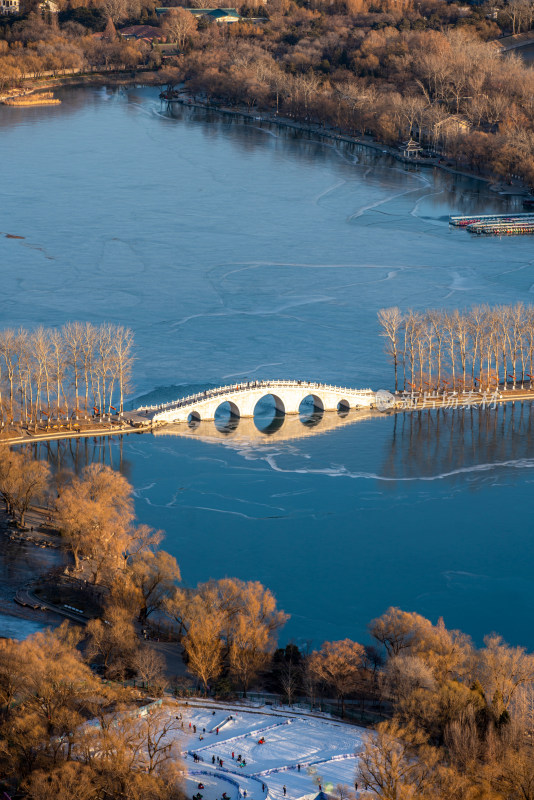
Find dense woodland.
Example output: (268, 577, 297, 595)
(2, 451, 534, 797)
(378, 303, 534, 393)
(2, 0, 534, 184)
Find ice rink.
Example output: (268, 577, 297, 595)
(170, 701, 365, 800)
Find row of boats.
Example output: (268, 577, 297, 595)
(449, 212, 534, 236)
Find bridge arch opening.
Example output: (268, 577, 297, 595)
(337, 399, 350, 416)
(299, 394, 324, 427)
(253, 394, 285, 434)
(214, 400, 240, 433)
(187, 410, 201, 428)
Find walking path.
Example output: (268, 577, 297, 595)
(3, 384, 534, 449)
(0, 419, 152, 447)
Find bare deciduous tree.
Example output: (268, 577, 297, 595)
(133, 646, 167, 694)
(161, 8, 198, 49)
(308, 639, 365, 717)
(0, 450, 50, 527)
(183, 603, 224, 693)
(377, 308, 403, 393)
(359, 721, 439, 800)
(55, 463, 134, 578)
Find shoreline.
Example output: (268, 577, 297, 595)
(2, 387, 534, 448)
(163, 93, 529, 197)
(392, 387, 534, 410)
(0, 67, 162, 104)
(1, 71, 528, 195)
(0, 419, 152, 447)
(0, 504, 67, 638)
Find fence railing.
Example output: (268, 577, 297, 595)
(138, 381, 375, 415)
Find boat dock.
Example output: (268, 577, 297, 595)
(468, 220, 534, 236)
(450, 212, 534, 236)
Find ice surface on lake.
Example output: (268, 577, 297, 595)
(4, 87, 534, 647)
(0, 613, 45, 640)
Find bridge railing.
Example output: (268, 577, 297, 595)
(137, 381, 375, 414)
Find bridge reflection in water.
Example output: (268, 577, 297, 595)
(152, 407, 383, 444)
(22, 402, 534, 490)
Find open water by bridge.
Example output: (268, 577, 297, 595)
(4, 86, 534, 648)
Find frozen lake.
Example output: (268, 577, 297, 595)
(3, 86, 534, 648)
(0, 613, 45, 640)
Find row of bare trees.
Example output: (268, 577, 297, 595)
(502, 0, 534, 35)
(0, 322, 134, 428)
(378, 304, 534, 394)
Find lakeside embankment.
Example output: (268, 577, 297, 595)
(164, 91, 529, 197)
(1, 71, 527, 195)
(394, 386, 534, 410)
(0, 389, 534, 446)
(0, 419, 152, 447)
(2, 386, 534, 449)
(0, 503, 67, 637)
(0, 67, 162, 105)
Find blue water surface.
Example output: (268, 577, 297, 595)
(3, 86, 534, 648)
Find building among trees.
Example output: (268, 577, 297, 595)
(0, 0, 19, 14)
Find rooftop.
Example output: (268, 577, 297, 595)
(156, 6, 238, 14)
(119, 24, 164, 39)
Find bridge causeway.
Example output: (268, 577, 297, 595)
(136, 380, 379, 425)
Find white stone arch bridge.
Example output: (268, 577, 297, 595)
(145, 380, 381, 424)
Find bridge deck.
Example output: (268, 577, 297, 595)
(139, 380, 374, 417)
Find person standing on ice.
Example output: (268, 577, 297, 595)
(283, 787, 287, 796)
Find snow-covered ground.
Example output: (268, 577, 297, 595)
(167, 701, 366, 800)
